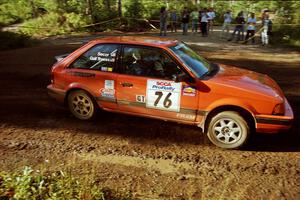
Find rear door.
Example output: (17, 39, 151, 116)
(116, 45, 199, 122)
(63, 43, 120, 109)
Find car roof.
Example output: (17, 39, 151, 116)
(92, 36, 179, 48)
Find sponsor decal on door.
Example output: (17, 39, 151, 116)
(146, 80, 181, 112)
(182, 86, 196, 96)
(100, 80, 115, 98)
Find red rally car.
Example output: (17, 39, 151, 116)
(47, 36, 293, 149)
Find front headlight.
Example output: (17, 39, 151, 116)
(272, 103, 285, 115)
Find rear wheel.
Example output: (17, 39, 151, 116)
(67, 90, 96, 120)
(207, 111, 249, 149)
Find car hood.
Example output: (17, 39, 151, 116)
(209, 64, 284, 101)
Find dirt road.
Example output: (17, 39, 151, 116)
(0, 32, 300, 199)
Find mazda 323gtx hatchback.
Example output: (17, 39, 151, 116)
(47, 36, 293, 149)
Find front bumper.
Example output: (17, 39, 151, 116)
(255, 98, 294, 133)
(47, 84, 66, 104)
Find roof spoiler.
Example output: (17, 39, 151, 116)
(55, 53, 70, 62)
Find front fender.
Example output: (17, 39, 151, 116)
(205, 98, 257, 114)
(198, 98, 257, 131)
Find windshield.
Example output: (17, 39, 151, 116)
(169, 43, 212, 78)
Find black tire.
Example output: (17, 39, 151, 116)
(207, 111, 249, 149)
(67, 90, 96, 120)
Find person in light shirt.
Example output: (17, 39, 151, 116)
(170, 9, 178, 32)
(261, 13, 272, 45)
(207, 8, 216, 32)
(221, 10, 232, 38)
(245, 12, 257, 44)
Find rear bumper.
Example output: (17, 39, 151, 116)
(47, 84, 66, 104)
(255, 98, 294, 133)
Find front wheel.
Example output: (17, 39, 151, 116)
(67, 90, 96, 120)
(207, 111, 249, 149)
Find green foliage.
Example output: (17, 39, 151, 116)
(19, 12, 89, 36)
(124, 0, 145, 18)
(1, 0, 299, 40)
(0, 166, 132, 200)
(141, 0, 165, 19)
(271, 24, 300, 48)
(0, 0, 33, 25)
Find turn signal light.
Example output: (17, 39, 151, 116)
(273, 103, 284, 115)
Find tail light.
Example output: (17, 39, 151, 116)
(50, 65, 55, 84)
(51, 72, 54, 84)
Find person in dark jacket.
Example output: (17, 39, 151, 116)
(181, 7, 189, 35)
(200, 8, 209, 37)
(228, 11, 245, 41)
(159, 6, 168, 36)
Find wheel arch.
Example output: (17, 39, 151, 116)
(204, 105, 256, 133)
(64, 87, 100, 108)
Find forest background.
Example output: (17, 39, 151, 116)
(0, 1, 300, 199)
(0, 0, 300, 49)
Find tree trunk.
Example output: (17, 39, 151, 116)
(104, 0, 111, 11)
(118, 0, 122, 17)
(86, 0, 94, 23)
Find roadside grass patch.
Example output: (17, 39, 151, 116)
(0, 166, 132, 200)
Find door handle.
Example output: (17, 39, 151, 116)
(121, 82, 133, 87)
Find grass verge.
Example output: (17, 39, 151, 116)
(0, 166, 133, 200)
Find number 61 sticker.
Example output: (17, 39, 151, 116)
(146, 80, 181, 112)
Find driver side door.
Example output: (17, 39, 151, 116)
(116, 45, 199, 122)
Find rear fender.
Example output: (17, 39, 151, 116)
(64, 83, 103, 108)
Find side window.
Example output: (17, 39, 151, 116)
(122, 46, 183, 80)
(69, 44, 118, 72)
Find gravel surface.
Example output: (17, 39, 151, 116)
(0, 31, 299, 199)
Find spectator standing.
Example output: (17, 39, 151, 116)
(221, 10, 232, 38)
(245, 12, 257, 44)
(190, 9, 199, 33)
(228, 11, 245, 41)
(159, 6, 168, 36)
(198, 10, 202, 33)
(207, 8, 216, 32)
(261, 13, 272, 45)
(261, 9, 269, 21)
(181, 7, 189, 35)
(200, 8, 209, 37)
(170, 9, 178, 32)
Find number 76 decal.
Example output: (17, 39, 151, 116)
(146, 80, 181, 112)
(154, 91, 172, 108)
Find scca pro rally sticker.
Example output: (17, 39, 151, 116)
(146, 80, 181, 112)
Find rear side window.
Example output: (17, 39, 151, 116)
(69, 44, 119, 72)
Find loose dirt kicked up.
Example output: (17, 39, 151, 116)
(0, 31, 300, 199)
